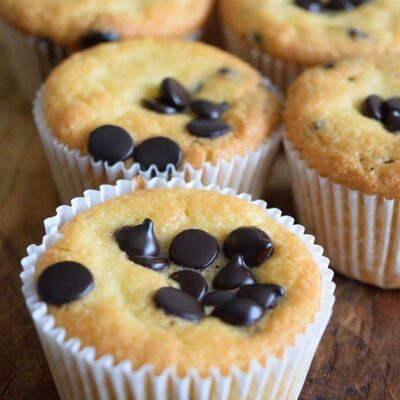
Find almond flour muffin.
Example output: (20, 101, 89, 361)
(34, 39, 281, 202)
(220, 0, 400, 91)
(284, 55, 400, 288)
(0, 0, 214, 98)
(21, 178, 334, 400)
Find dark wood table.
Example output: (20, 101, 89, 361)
(0, 36, 399, 400)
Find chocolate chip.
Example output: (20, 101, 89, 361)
(218, 67, 235, 75)
(212, 298, 264, 326)
(169, 229, 219, 270)
(37, 261, 94, 306)
(202, 290, 235, 307)
(190, 100, 229, 120)
(251, 32, 263, 44)
(213, 255, 256, 290)
(154, 287, 204, 322)
(187, 119, 231, 139)
(348, 28, 369, 40)
(237, 284, 285, 309)
(134, 137, 182, 171)
(294, 0, 323, 12)
(115, 219, 160, 258)
(80, 31, 120, 49)
(326, 0, 354, 10)
(160, 78, 191, 110)
(382, 98, 400, 132)
(170, 270, 208, 300)
(88, 125, 134, 165)
(224, 227, 274, 267)
(141, 99, 178, 115)
(130, 255, 168, 271)
(324, 62, 336, 69)
(363, 95, 383, 121)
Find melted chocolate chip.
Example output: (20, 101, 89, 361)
(237, 284, 285, 309)
(363, 95, 383, 121)
(224, 227, 274, 267)
(170, 270, 208, 300)
(160, 78, 191, 110)
(187, 119, 231, 139)
(294, 0, 323, 12)
(213, 255, 256, 290)
(88, 125, 134, 165)
(212, 298, 264, 326)
(169, 229, 219, 270)
(326, 0, 354, 10)
(80, 31, 120, 49)
(37, 261, 94, 306)
(130, 256, 168, 271)
(134, 137, 182, 171)
(115, 219, 160, 258)
(154, 287, 204, 321)
(202, 290, 235, 307)
(141, 99, 178, 115)
(191, 100, 229, 120)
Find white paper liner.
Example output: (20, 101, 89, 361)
(33, 87, 282, 203)
(0, 18, 203, 101)
(284, 136, 400, 289)
(20, 177, 335, 400)
(222, 26, 304, 93)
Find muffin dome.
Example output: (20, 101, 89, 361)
(285, 56, 400, 198)
(42, 39, 281, 169)
(220, 0, 400, 65)
(0, 0, 214, 47)
(36, 188, 322, 375)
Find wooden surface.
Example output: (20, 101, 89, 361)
(0, 37, 400, 400)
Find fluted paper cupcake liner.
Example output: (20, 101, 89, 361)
(21, 177, 335, 400)
(0, 18, 203, 101)
(33, 87, 282, 203)
(284, 136, 400, 288)
(222, 26, 303, 93)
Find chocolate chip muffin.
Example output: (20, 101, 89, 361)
(34, 39, 281, 202)
(22, 179, 334, 400)
(0, 0, 214, 98)
(220, 0, 400, 91)
(284, 55, 400, 288)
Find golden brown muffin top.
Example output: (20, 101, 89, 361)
(285, 56, 400, 198)
(220, 0, 400, 65)
(0, 0, 213, 46)
(36, 188, 322, 375)
(42, 39, 281, 169)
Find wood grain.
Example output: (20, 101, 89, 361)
(0, 36, 399, 400)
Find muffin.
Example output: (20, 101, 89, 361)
(34, 39, 282, 202)
(0, 0, 214, 99)
(284, 55, 400, 288)
(220, 0, 400, 92)
(21, 177, 335, 400)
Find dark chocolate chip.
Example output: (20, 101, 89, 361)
(348, 28, 369, 40)
(88, 125, 134, 165)
(170, 270, 208, 300)
(382, 98, 400, 132)
(294, 0, 323, 12)
(160, 78, 191, 109)
(37, 261, 94, 306)
(80, 31, 120, 49)
(383, 97, 400, 113)
(363, 95, 383, 121)
(218, 67, 235, 75)
(130, 255, 168, 271)
(141, 99, 178, 115)
(134, 137, 182, 171)
(326, 0, 354, 10)
(324, 62, 336, 69)
(115, 219, 160, 258)
(187, 119, 231, 139)
(202, 290, 235, 307)
(212, 297, 264, 326)
(169, 229, 219, 270)
(213, 255, 256, 290)
(224, 227, 274, 267)
(237, 284, 285, 309)
(251, 32, 263, 44)
(154, 287, 204, 321)
(190, 100, 229, 120)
